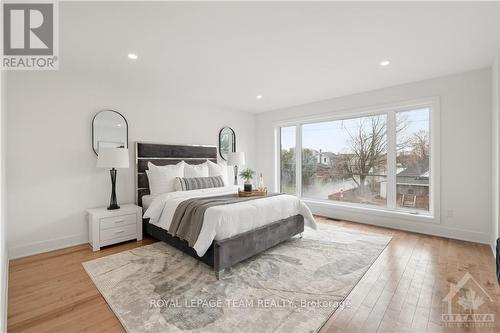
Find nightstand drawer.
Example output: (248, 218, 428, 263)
(100, 213, 136, 230)
(100, 224, 137, 241)
(88, 204, 142, 251)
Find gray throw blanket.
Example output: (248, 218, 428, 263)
(169, 193, 282, 247)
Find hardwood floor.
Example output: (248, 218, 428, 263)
(7, 217, 500, 332)
(318, 218, 500, 333)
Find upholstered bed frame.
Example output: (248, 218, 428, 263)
(135, 142, 304, 278)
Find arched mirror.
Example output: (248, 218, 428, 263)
(92, 110, 128, 155)
(218, 127, 236, 160)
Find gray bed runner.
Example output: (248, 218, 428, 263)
(168, 193, 281, 247)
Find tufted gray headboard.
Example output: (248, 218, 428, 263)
(135, 142, 218, 206)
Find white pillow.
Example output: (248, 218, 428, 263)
(206, 160, 230, 186)
(183, 162, 209, 178)
(146, 161, 184, 196)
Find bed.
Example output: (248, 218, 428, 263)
(136, 142, 316, 278)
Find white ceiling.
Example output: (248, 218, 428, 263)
(61, 1, 499, 113)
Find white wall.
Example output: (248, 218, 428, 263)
(256, 68, 493, 244)
(493, 52, 499, 253)
(0, 69, 8, 332)
(5, 70, 256, 259)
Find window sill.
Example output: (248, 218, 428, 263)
(302, 198, 439, 224)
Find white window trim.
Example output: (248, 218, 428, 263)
(274, 97, 441, 224)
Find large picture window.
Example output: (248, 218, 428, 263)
(396, 108, 430, 211)
(302, 115, 387, 207)
(278, 103, 434, 216)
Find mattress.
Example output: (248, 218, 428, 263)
(143, 186, 317, 256)
(142, 195, 153, 210)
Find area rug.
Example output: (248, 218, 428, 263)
(83, 223, 391, 333)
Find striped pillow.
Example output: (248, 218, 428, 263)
(175, 176, 225, 191)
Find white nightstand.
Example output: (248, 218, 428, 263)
(87, 204, 143, 251)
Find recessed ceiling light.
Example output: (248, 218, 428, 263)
(128, 53, 138, 60)
(379, 60, 391, 67)
(256, 95, 263, 99)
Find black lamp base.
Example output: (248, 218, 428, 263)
(107, 168, 120, 210)
(234, 165, 239, 186)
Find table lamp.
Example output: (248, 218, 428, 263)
(227, 152, 245, 186)
(97, 147, 129, 210)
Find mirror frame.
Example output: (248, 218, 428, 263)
(92, 110, 129, 155)
(218, 127, 236, 161)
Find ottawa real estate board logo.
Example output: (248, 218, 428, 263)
(2, 1, 58, 70)
(442, 272, 495, 328)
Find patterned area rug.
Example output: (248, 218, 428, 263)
(83, 223, 391, 333)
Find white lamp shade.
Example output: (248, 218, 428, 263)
(227, 152, 245, 166)
(97, 148, 129, 169)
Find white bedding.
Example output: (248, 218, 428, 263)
(142, 195, 153, 210)
(143, 186, 317, 256)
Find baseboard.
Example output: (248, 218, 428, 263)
(8, 234, 88, 260)
(308, 202, 491, 245)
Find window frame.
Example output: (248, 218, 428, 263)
(274, 97, 440, 223)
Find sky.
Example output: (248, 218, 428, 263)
(281, 108, 429, 153)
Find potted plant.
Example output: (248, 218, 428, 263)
(239, 168, 256, 192)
